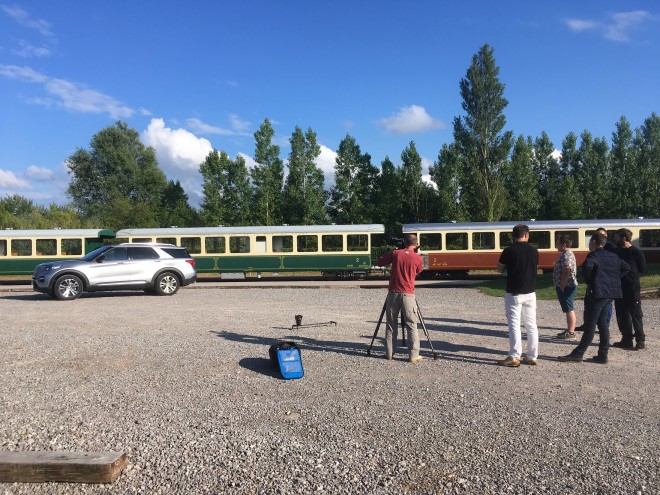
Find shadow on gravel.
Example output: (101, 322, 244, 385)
(0, 291, 152, 301)
(238, 357, 283, 379)
(212, 330, 367, 358)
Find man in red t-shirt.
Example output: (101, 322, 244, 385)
(376, 234, 424, 363)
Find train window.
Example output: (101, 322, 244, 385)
(371, 233, 387, 247)
(420, 233, 442, 251)
(322, 235, 343, 252)
(446, 233, 468, 250)
(36, 239, 57, 256)
(205, 236, 226, 254)
(10, 239, 31, 256)
(272, 235, 293, 253)
(499, 232, 513, 249)
(0, 239, 6, 256)
(640, 229, 660, 247)
(181, 237, 201, 254)
(156, 237, 177, 245)
(554, 230, 579, 249)
(255, 236, 267, 253)
(472, 232, 495, 250)
(585, 229, 615, 247)
(297, 235, 318, 253)
(347, 234, 368, 252)
(61, 239, 82, 256)
(133, 238, 153, 243)
(230, 236, 250, 254)
(529, 231, 551, 249)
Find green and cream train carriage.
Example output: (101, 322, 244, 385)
(0, 229, 115, 275)
(403, 219, 660, 278)
(116, 224, 386, 276)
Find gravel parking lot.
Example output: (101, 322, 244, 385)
(1, 285, 658, 494)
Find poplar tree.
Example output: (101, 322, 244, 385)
(502, 135, 540, 220)
(399, 141, 425, 223)
(199, 150, 251, 226)
(283, 126, 326, 225)
(453, 44, 513, 221)
(610, 116, 637, 217)
(575, 131, 610, 218)
(429, 143, 466, 222)
(251, 119, 284, 225)
(373, 156, 402, 235)
(635, 112, 660, 217)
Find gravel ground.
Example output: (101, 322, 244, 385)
(1, 285, 658, 494)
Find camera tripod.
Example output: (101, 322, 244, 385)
(366, 295, 439, 360)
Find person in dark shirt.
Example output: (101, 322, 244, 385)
(376, 234, 424, 363)
(559, 232, 630, 364)
(613, 228, 647, 350)
(496, 224, 539, 367)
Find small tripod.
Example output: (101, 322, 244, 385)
(366, 296, 439, 360)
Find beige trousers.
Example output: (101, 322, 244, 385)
(385, 292, 419, 359)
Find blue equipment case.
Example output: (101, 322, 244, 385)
(269, 341, 304, 379)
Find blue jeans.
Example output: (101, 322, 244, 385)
(574, 296, 613, 358)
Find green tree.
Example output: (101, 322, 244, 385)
(553, 132, 583, 219)
(610, 116, 637, 218)
(329, 134, 378, 224)
(399, 141, 425, 223)
(66, 121, 166, 229)
(199, 150, 251, 226)
(533, 131, 560, 219)
(429, 143, 467, 222)
(575, 130, 610, 218)
(453, 44, 513, 221)
(282, 126, 326, 225)
(502, 135, 540, 220)
(634, 112, 660, 217)
(372, 157, 403, 234)
(251, 119, 284, 225)
(160, 180, 199, 227)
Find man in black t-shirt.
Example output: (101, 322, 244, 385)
(496, 224, 540, 367)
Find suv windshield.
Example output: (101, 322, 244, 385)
(80, 244, 114, 261)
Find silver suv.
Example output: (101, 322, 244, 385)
(32, 243, 197, 300)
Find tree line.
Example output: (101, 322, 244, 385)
(2, 44, 659, 235)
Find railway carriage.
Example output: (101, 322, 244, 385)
(0, 229, 115, 275)
(403, 219, 660, 278)
(115, 224, 386, 277)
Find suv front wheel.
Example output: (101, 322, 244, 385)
(54, 274, 83, 300)
(155, 272, 180, 296)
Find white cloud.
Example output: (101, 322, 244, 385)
(0, 169, 30, 188)
(186, 115, 252, 136)
(11, 40, 51, 57)
(238, 152, 259, 171)
(229, 114, 251, 133)
(377, 105, 446, 134)
(25, 165, 55, 181)
(1, 5, 53, 36)
(564, 10, 653, 42)
(0, 64, 133, 118)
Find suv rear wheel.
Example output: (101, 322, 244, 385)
(54, 274, 83, 300)
(155, 272, 179, 296)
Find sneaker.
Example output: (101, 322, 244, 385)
(408, 356, 423, 364)
(497, 356, 521, 367)
(556, 331, 577, 341)
(612, 341, 635, 350)
(522, 357, 537, 366)
(557, 354, 583, 363)
(591, 355, 608, 364)
(635, 342, 646, 351)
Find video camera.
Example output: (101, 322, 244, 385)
(388, 235, 420, 252)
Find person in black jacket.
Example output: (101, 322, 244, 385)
(558, 232, 630, 364)
(613, 228, 647, 350)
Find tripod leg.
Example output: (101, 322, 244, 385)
(416, 300, 438, 360)
(366, 302, 387, 356)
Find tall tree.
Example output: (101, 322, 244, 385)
(250, 119, 284, 225)
(282, 126, 326, 225)
(453, 44, 513, 221)
(575, 130, 610, 218)
(399, 141, 425, 223)
(533, 131, 560, 219)
(553, 132, 583, 219)
(66, 121, 166, 229)
(373, 156, 403, 235)
(199, 150, 251, 226)
(634, 112, 660, 218)
(160, 180, 199, 227)
(502, 135, 540, 220)
(429, 143, 467, 222)
(610, 116, 637, 218)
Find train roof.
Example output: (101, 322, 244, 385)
(403, 219, 660, 232)
(117, 224, 385, 236)
(0, 228, 115, 238)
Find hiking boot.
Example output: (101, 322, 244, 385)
(408, 356, 423, 364)
(557, 354, 583, 363)
(635, 342, 646, 351)
(556, 331, 577, 341)
(591, 355, 608, 364)
(612, 341, 635, 350)
(522, 357, 537, 366)
(497, 356, 521, 367)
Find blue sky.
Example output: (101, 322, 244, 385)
(1, 1, 658, 207)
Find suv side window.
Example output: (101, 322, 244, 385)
(103, 247, 128, 261)
(162, 248, 190, 258)
(129, 247, 159, 260)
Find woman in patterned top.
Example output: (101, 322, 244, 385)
(553, 234, 579, 340)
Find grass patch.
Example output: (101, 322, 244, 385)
(476, 263, 660, 300)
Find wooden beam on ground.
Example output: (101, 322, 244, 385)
(0, 451, 127, 483)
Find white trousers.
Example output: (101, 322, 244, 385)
(504, 292, 539, 360)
